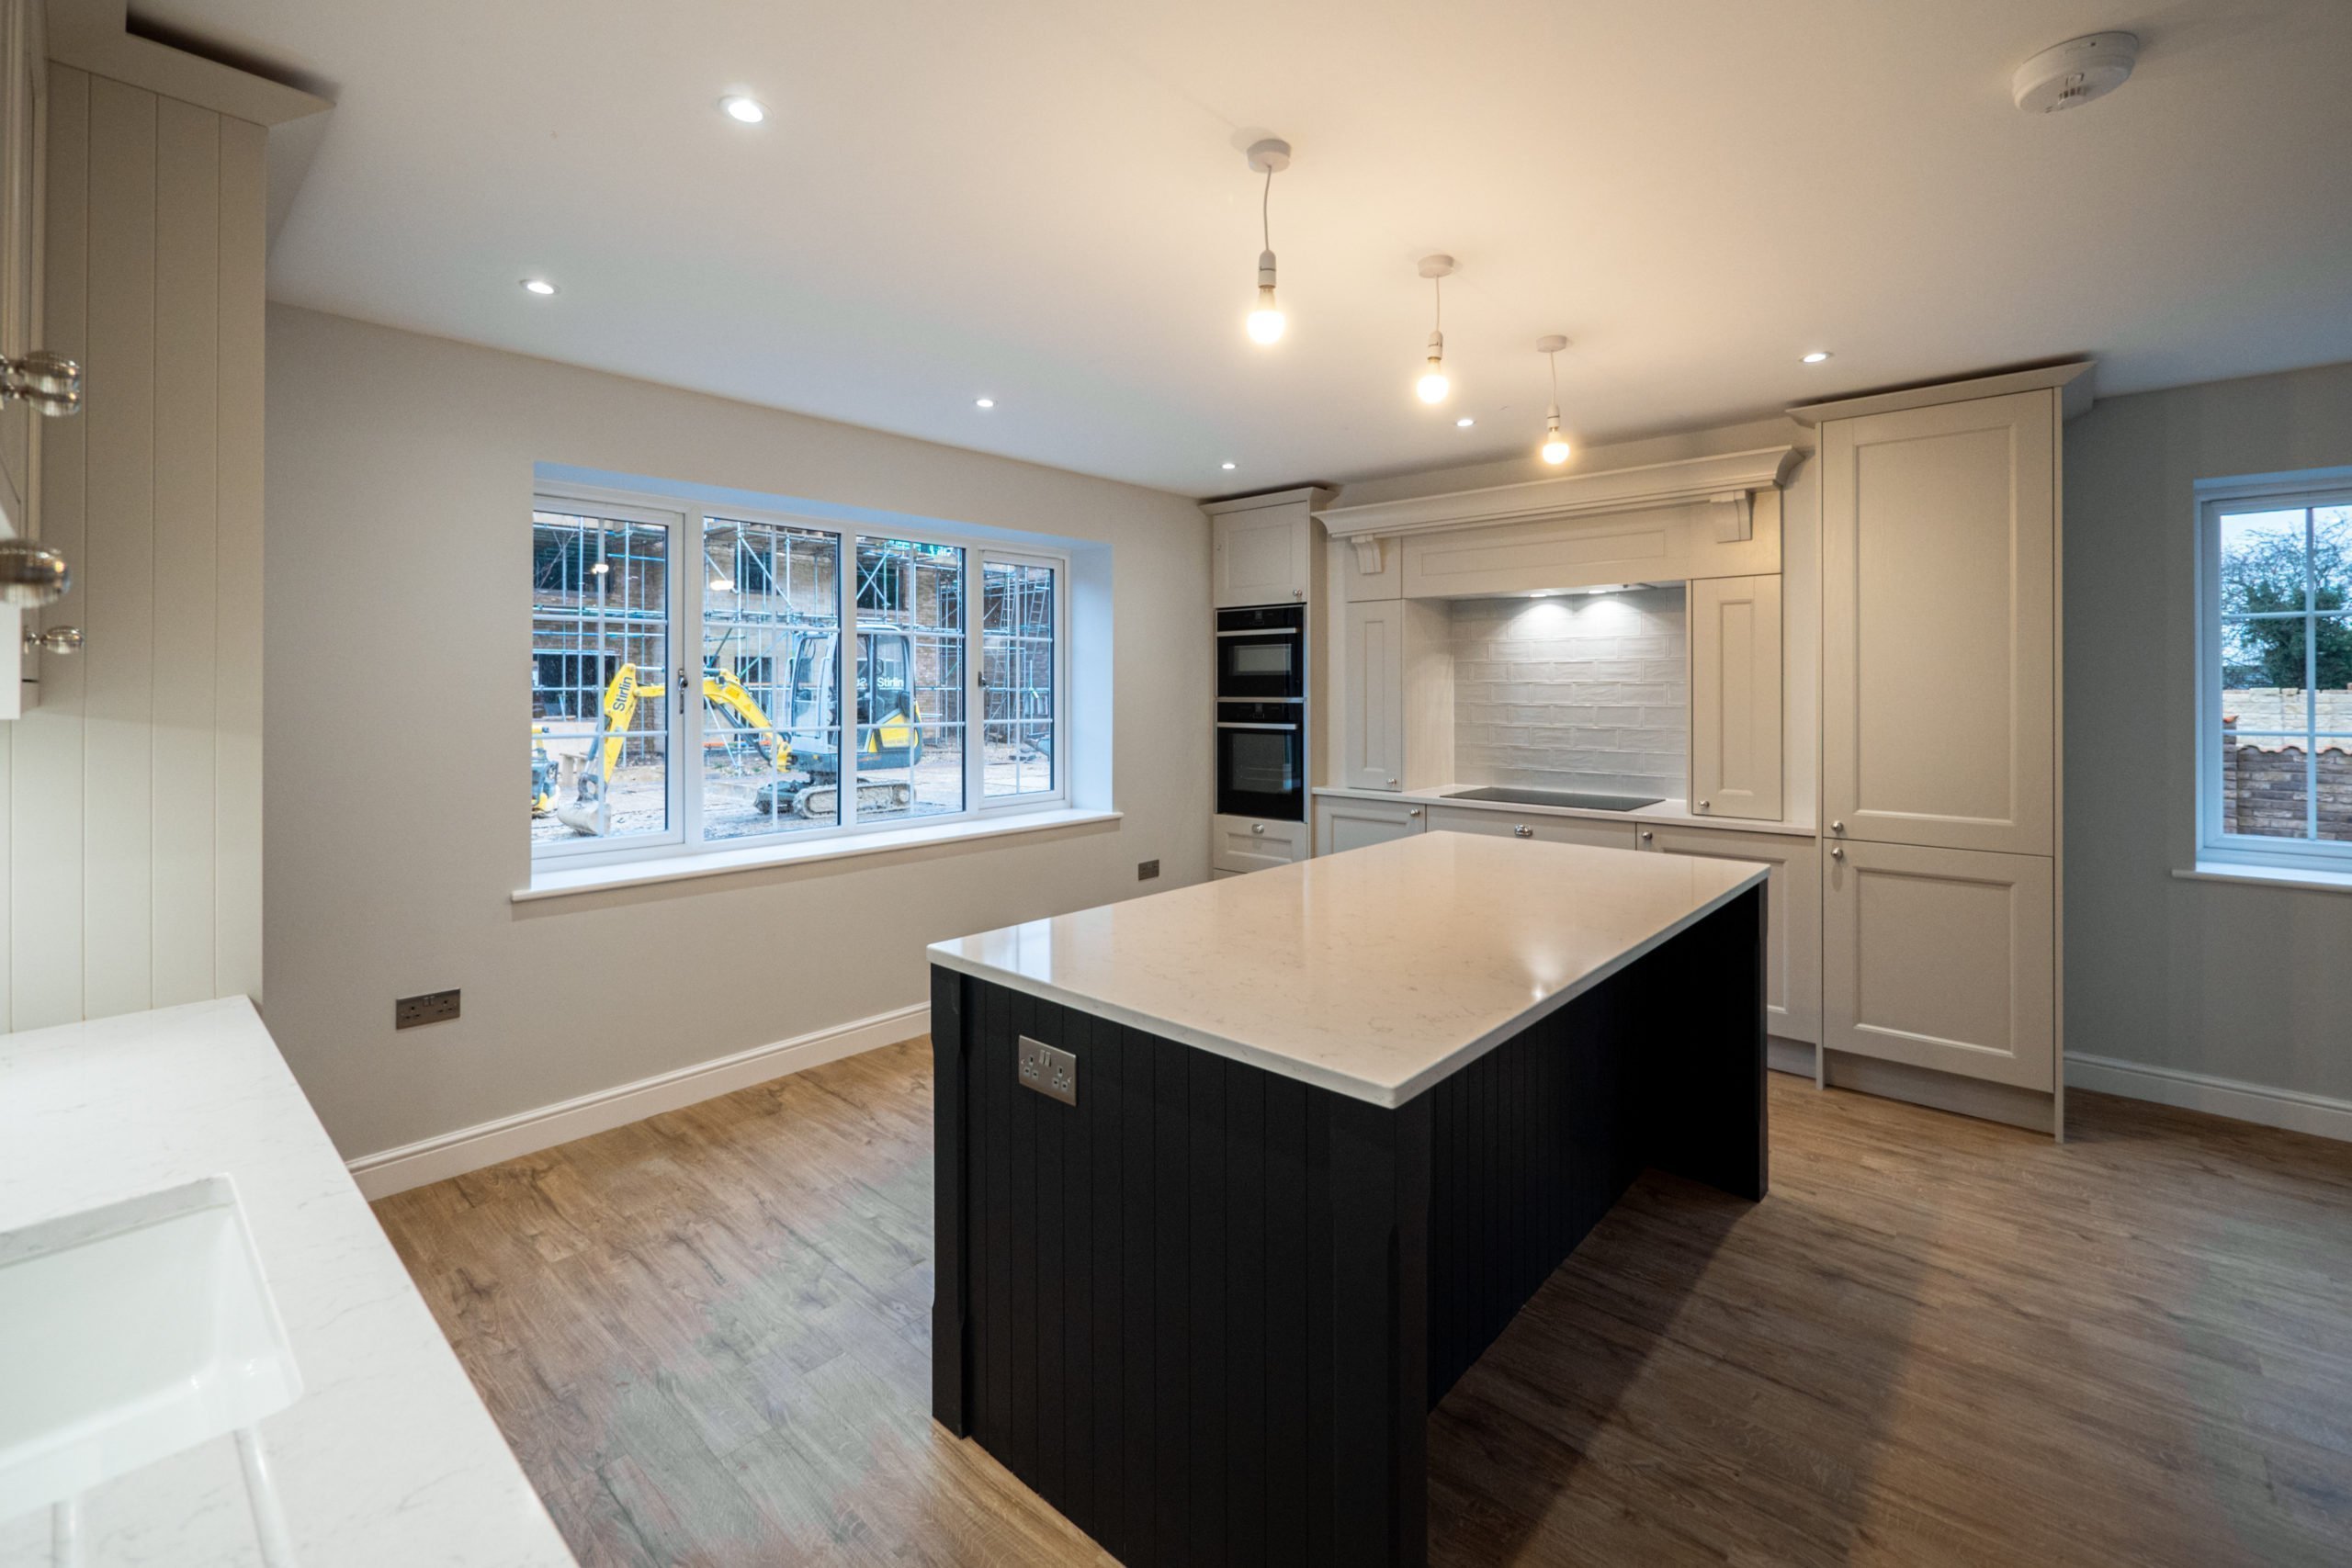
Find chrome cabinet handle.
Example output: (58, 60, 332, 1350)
(1513, 824, 1533, 839)
(22, 625, 81, 655)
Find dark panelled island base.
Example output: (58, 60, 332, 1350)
(931, 887, 1766, 1568)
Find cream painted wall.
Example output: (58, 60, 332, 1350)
(1, 67, 266, 1030)
(265, 306, 1210, 1160)
(2064, 359, 2352, 1104)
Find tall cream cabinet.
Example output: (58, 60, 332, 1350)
(1690, 574, 1782, 822)
(1799, 365, 2081, 1133)
(1335, 597, 1451, 793)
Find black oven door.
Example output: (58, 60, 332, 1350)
(1216, 605, 1306, 700)
(1216, 705, 1305, 820)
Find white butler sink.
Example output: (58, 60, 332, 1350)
(0, 1174, 303, 1524)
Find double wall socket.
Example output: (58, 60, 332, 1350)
(1017, 1034, 1078, 1106)
(395, 988, 460, 1029)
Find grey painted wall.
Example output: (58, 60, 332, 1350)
(2064, 359, 2352, 1103)
(265, 307, 1211, 1159)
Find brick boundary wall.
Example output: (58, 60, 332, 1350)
(2222, 726, 2352, 840)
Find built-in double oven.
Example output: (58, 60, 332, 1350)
(1216, 604, 1306, 820)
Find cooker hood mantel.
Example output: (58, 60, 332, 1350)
(1314, 446, 1801, 575)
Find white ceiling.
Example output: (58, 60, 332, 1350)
(140, 0, 2352, 496)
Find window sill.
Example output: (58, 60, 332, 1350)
(2174, 862, 2352, 895)
(516, 807, 1122, 903)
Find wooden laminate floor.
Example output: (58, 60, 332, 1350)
(374, 1043, 2352, 1567)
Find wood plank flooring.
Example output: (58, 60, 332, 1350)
(373, 1043, 2352, 1567)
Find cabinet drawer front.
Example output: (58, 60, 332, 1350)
(1314, 797, 1426, 855)
(1823, 840, 2053, 1090)
(1642, 827, 1820, 1045)
(1212, 813, 1308, 874)
(1822, 391, 2055, 855)
(1424, 806, 1639, 851)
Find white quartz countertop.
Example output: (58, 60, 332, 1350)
(1311, 782, 1817, 837)
(0, 998, 576, 1568)
(929, 831, 1769, 1108)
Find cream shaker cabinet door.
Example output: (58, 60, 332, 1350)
(1314, 795, 1425, 855)
(1822, 390, 2056, 855)
(1642, 825, 1819, 1045)
(1212, 505, 1309, 608)
(1689, 574, 1782, 821)
(1823, 840, 2054, 1090)
(1339, 599, 1404, 790)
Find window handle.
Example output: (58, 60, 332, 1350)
(676, 669, 689, 716)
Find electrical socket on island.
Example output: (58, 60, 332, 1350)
(1017, 1035, 1078, 1107)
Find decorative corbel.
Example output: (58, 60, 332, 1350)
(1349, 536, 1386, 575)
(1708, 491, 1753, 545)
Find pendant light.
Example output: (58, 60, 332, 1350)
(1415, 255, 1453, 403)
(1244, 139, 1291, 344)
(1535, 334, 1573, 465)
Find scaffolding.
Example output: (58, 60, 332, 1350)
(530, 510, 1058, 841)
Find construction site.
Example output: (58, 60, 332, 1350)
(530, 509, 1057, 846)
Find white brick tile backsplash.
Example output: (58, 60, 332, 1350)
(1449, 588, 1687, 797)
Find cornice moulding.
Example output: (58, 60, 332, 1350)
(1315, 446, 1802, 551)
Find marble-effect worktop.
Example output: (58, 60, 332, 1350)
(0, 998, 576, 1568)
(929, 829, 1769, 1108)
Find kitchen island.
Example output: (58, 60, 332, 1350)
(926, 830, 1770, 1568)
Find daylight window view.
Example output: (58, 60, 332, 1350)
(531, 506, 1057, 852)
(2216, 501, 2352, 842)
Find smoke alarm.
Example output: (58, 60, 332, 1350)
(2013, 32, 2140, 114)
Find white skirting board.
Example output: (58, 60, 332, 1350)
(347, 1002, 932, 1200)
(2066, 1052, 2352, 1145)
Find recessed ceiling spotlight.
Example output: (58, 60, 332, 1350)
(1802, 350, 1831, 364)
(719, 95, 767, 125)
(1221, 462, 1237, 470)
(521, 277, 557, 297)
(974, 397, 995, 409)
(1456, 417, 1475, 428)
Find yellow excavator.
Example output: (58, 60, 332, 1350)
(548, 631, 923, 836)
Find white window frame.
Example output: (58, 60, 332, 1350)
(978, 548, 1067, 808)
(533, 482, 1071, 873)
(2194, 468, 2352, 875)
(530, 493, 689, 864)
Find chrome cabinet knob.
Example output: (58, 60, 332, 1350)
(1640, 829, 1654, 842)
(1830, 820, 1844, 834)
(1697, 798, 1711, 811)
(1830, 845, 1845, 860)
(1250, 822, 1265, 835)
(1407, 807, 1422, 818)
(1513, 824, 1533, 838)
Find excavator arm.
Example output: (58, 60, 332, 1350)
(701, 670, 794, 775)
